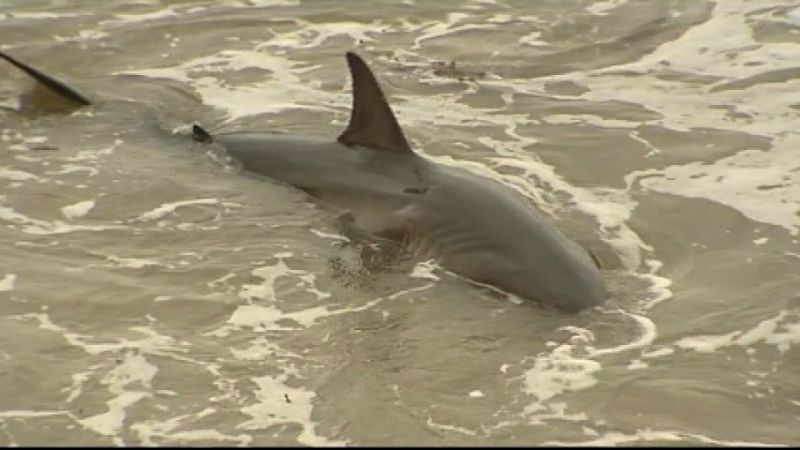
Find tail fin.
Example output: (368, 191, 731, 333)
(0, 50, 91, 113)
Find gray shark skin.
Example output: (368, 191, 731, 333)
(206, 53, 607, 312)
(1, 50, 608, 312)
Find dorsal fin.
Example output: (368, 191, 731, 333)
(337, 52, 413, 154)
(0, 51, 92, 111)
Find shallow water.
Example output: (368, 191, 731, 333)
(1, 0, 799, 446)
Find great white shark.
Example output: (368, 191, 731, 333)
(1, 50, 608, 312)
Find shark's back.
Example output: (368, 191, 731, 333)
(208, 52, 607, 311)
(404, 163, 607, 310)
(216, 133, 424, 197)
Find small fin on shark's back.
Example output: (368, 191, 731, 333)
(0, 50, 91, 113)
(191, 124, 213, 143)
(337, 52, 413, 154)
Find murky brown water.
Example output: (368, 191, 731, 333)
(1, 0, 799, 446)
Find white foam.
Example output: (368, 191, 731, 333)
(226, 304, 292, 332)
(586, 0, 628, 16)
(789, 6, 800, 26)
(5, 12, 82, 20)
(0, 273, 15, 291)
(130, 416, 191, 446)
(65, 368, 95, 403)
(401, 94, 521, 134)
(66, 141, 120, 162)
(106, 255, 162, 269)
(209, 254, 344, 336)
(638, 259, 674, 310)
(641, 346, 674, 358)
(213, 255, 432, 337)
(10, 314, 200, 442)
(238, 257, 303, 302)
(120, 66, 193, 85)
(627, 359, 648, 370)
(14, 313, 186, 356)
(409, 259, 441, 281)
(0, 167, 40, 181)
(133, 198, 221, 222)
(260, 20, 379, 50)
(0, 203, 125, 235)
(471, 0, 800, 246)
(61, 199, 96, 220)
(549, 0, 800, 235)
(521, 342, 602, 402)
(513, 310, 662, 423)
(121, 51, 342, 122)
(675, 311, 800, 354)
(628, 130, 662, 158)
(309, 228, 349, 243)
(523, 401, 590, 425)
(627, 135, 800, 235)
(296, 272, 331, 301)
(110, 8, 179, 25)
(674, 331, 740, 353)
(229, 336, 299, 362)
(78, 391, 149, 437)
(412, 13, 499, 50)
(134, 425, 252, 446)
(545, 428, 778, 447)
(425, 416, 478, 436)
(542, 114, 641, 129)
(47, 164, 99, 177)
(55, 29, 111, 43)
(569, 187, 647, 271)
(519, 31, 547, 47)
(628, 1, 800, 82)
(24, 136, 49, 145)
(587, 312, 657, 357)
(103, 352, 158, 393)
(240, 374, 347, 446)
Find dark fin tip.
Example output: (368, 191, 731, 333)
(192, 124, 213, 143)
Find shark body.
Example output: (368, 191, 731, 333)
(1, 50, 608, 312)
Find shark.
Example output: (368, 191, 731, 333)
(1, 49, 607, 312)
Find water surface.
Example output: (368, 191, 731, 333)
(1, 0, 799, 446)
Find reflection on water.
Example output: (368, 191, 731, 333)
(1, 0, 799, 446)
